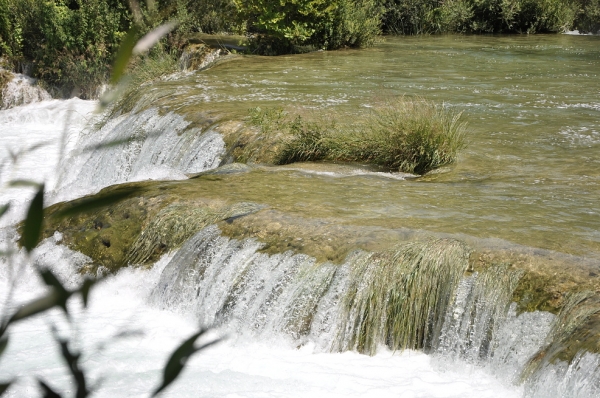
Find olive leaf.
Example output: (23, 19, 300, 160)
(110, 27, 140, 85)
(20, 184, 44, 253)
(0, 335, 8, 357)
(152, 329, 221, 396)
(54, 187, 141, 219)
(0, 203, 9, 219)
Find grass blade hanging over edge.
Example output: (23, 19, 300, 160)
(152, 329, 221, 396)
(20, 184, 44, 253)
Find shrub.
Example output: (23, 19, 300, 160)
(382, 0, 446, 34)
(573, 0, 600, 33)
(382, 0, 579, 34)
(1, 0, 129, 98)
(235, 0, 382, 54)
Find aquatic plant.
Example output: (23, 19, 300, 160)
(266, 97, 467, 175)
(333, 239, 470, 355)
(127, 201, 264, 266)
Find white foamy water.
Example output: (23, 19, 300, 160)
(53, 107, 225, 204)
(0, 236, 522, 398)
(0, 97, 598, 398)
(0, 72, 52, 110)
(0, 99, 98, 226)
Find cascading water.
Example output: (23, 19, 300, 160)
(0, 72, 52, 110)
(148, 225, 600, 397)
(54, 107, 225, 203)
(2, 34, 600, 397)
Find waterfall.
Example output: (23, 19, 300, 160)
(149, 225, 600, 397)
(0, 72, 52, 110)
(54, 107, 225, 201)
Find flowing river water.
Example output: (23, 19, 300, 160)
(0, 34, 599, 397)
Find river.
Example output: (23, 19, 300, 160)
(0, 34, 599, 397)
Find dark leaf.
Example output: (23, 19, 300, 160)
(20, 184, 44, 252)
(79, 278, 98, 308)
(52, 328, 87, 398)
(152, 329, 220, 396)
(110, 27, 139, 85)
(9, 180, 41, 188)
(0, 203, 9, 219)
(0, 381, 13, 395)
(54, 187, 140, 219)
(38, 379, 62, 398)
(8, 289, 69, 323)
(38, 269, 70, 314)
(0, 336, 7, 357)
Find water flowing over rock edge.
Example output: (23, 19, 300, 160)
(37, 181, 600, 395)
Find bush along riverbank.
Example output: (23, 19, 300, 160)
(1, 0, 599, 98)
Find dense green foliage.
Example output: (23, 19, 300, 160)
(381, 0, 600, 34)
(0, 0, 129, 97)
(235, 0, 382, 54)
(1, 0, 599, 96)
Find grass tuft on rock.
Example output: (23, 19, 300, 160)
(250, 97, 467, 175)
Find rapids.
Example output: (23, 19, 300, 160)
(1, 34, 600, 397)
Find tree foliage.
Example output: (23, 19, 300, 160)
(235, 0, 382, 53)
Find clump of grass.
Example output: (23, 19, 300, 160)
(127, 201, 263, 266)
(360, 97, 467, 174)
(333, 239, 471, 355)
(254, 97, 467, 175)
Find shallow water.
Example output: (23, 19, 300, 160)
(129, 34, 600, 260)
(1, 34, 600, 397)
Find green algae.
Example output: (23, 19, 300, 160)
(521, 292, 600, 380)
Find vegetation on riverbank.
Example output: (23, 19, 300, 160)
(1, 0, 599, 97)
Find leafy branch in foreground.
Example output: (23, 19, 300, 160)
(0, 177, 220, 398)
(0, 7, 219, 395)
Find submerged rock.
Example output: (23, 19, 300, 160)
(178, 43, 233, 72)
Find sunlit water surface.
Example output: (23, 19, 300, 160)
(0, 34, 599, 397)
